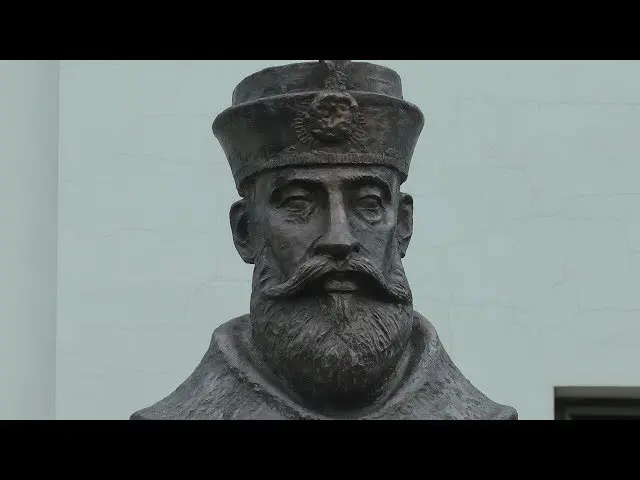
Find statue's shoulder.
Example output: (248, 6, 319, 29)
(491, 405, 518, 420)
(129, 316, 249, 421)
(441, 369, 519, 421)
(130, 408, 167, 420)
(391, 311, 519, 420)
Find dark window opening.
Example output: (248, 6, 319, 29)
(555, 387, 640, 420)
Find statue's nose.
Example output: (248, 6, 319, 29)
(314, 200, 360, 261)
(315, 234, 359, 260)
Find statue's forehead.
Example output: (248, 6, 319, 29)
(256, 165, 399, 191)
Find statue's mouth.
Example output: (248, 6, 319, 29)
(282, 266, 394, 301)
(322, 272, 359, 293)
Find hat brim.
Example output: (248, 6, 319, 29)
(213, 91, 425, 194)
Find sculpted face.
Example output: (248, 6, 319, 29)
(255, 165, 410, 282)
(230, 164, 415, 413)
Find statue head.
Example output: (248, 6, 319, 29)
(212, 60, 425, 414)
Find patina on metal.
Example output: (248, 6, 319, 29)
(130, 60, 518, 420)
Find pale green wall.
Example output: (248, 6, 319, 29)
(0, 61, 58, 419)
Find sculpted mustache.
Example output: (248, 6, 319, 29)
(262, 256, 411, 303)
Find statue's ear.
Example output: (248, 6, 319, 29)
(229, 199, 255, 264)
(397, 193, 413, 258)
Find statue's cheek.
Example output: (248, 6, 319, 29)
(265, 221, 321, 273)
(351, 222, 398, 266)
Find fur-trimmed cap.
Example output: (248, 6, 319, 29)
(212, 60, 425, 195)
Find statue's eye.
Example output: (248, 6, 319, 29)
(280, 196, 313, 213)
(356, 195, 382, 210)
(354, 195, 383, 223)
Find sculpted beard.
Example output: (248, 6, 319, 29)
(249, 242, 415, 410)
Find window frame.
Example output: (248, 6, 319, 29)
(554, 387, 640, 420)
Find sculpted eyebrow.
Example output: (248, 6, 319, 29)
(270, 178, 321, 200)
(344, 175, 392, 199)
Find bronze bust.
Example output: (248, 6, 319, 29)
(130, 60, 518, 420)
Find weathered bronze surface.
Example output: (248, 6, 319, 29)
(130, 60, 518, 420)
